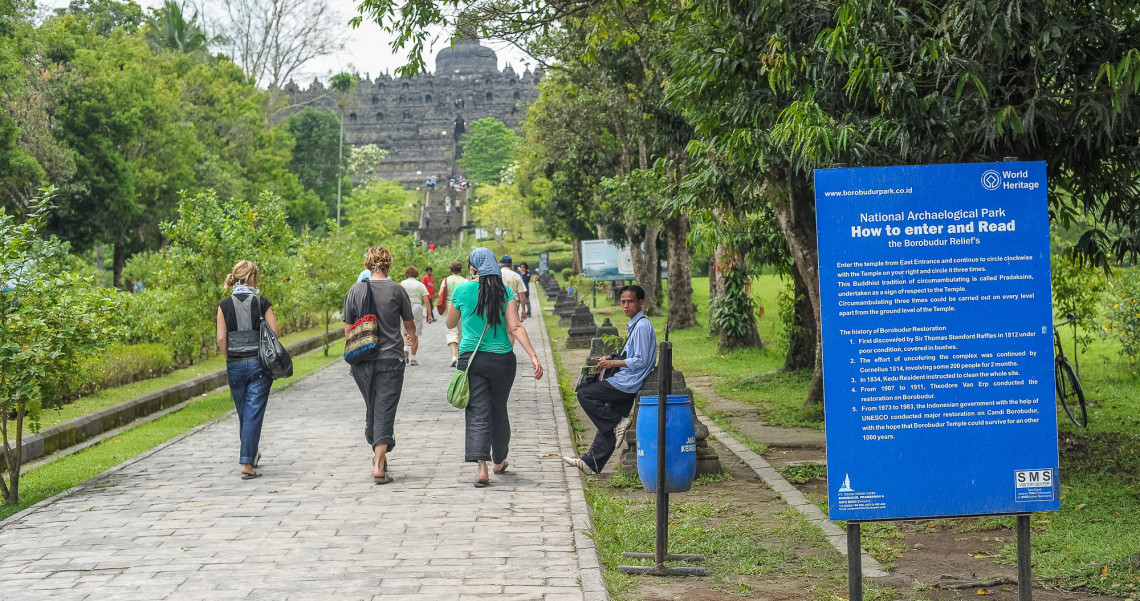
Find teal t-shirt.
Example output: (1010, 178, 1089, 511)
(451, 280, 517, 354)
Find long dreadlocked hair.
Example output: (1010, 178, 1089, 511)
(475, 274, 507, 330)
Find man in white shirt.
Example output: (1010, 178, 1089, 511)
(399, 265, 430, 365)
(499, 256, 527, 320)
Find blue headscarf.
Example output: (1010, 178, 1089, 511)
(468, 247, 502, 277)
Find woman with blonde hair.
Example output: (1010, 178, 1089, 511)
(215, 260, 280, 479)
(445, 247, 543, 487)
(343, 246, 416, 484)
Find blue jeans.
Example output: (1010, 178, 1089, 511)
(227, 357, 271, 465)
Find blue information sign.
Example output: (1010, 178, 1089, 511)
(815, 162, 1060, 521)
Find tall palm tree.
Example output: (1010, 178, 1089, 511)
(330, 72, 359, 228)
(145, 1, 208, 56)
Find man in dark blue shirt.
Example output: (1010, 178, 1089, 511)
(563, 285, 656, 474)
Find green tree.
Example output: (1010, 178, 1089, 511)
(330, 71, 359, 227)
(344, 179, 409, 241)
(0, 0, 48, 216)
(144, 0, 209, 56)
(666, 0, 1140, 409)
(346, 143, 389, 183)
(0, 192, 121, 504)
(150, 189, 298, 362)
(471, 181, 529, 249)
(54, 0, 145, 36)
(286, 107, 343, 217)
(458, 117, 520, 185)
(296, 223, 361, 355)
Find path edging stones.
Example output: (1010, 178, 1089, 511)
(535, 286, 612, 601)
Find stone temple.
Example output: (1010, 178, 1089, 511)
(282, 38, 542, 187)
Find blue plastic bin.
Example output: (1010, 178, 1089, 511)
(636, 394, 697, 493)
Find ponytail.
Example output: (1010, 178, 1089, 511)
(224, 260, 258, 289)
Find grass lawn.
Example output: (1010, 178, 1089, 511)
(42, 325, 336, 429)
(549, 273, 1140, 594)
(0, 340, 346, 522)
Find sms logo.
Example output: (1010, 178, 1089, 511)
(1014, 469, 1052, 487)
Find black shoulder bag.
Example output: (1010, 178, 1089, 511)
(255, 296, 293, 380)
(575, 315, 644, 391)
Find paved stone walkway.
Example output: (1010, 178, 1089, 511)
(0, 298, 605, 601)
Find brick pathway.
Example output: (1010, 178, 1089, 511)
(0, 298, 605, 601)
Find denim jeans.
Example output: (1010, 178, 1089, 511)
(351, 358, 406, 451)
(458, 351, 517, 463)
(226, 357, 271, 465)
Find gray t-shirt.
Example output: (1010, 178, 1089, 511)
(343, 279, 414, 360)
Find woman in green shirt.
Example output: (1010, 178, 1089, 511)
(445, 247, 544, 487)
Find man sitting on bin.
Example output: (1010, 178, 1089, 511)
(563, 285, 656, 474)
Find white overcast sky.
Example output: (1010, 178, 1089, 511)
(39, 0, 535, 83)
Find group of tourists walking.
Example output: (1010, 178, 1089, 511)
(215, 246, 551, 487)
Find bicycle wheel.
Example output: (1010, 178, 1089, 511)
(1055, 360, 1088, 427)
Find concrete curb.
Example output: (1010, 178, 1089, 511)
(3, 330, 343, 472)
(694, 406, 890, 578)
(534, 286, 611, 601)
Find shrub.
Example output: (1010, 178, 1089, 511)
(1106, 268, 1140, 363)
(560, 267, 573, 280)
(68, 343, 175, 399)
(1051, 246, 1116, 349)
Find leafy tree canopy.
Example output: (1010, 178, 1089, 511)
(458, 117, 520, 185)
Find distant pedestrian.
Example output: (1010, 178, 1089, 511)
(563, 285, 656, 475)
(344, 246, 416, 484)
(499, 256, 528, 321)
(518, 262, 532, 316)
(438, 261, 469, 367)
(445, 248, 544, 487)
(422, 267, 436, 320)
(216, 260, 280, 480)
(400, 265, 430, 365)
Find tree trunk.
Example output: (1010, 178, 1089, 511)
(771, 177, 823, 412)
(626, 222, 660, 316)
(782, 266, 817, 371)
(96, 244, 105, 288)
(716, 257, 762, 350)
(665, 212, 698, 330)
(112, 244, 127, 290)
(709, 249, 725, 335)
(572, 238, 582, 275)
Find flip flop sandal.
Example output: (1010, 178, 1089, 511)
(474, 478, 490, 488)
(253, 452, 262, 468)
(241, 471, 262, 480)
(373, 474, 393, 485)
(493, 460, 509, 475)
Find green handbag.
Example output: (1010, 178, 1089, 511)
(446, 324, 489, 409)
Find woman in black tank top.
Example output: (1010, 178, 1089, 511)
(215, 260, 279, 480)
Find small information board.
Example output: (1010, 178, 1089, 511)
(582, 239, 635, 281)
(815, 162, 1060, 521)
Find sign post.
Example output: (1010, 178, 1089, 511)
(815, 161, 1059, 599)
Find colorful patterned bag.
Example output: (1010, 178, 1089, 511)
(344, 281, 381, 365)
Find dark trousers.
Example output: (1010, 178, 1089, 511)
(458, 351, 517, 463)
(577, 380, 637, 473)
(352, 358, 406, 451)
